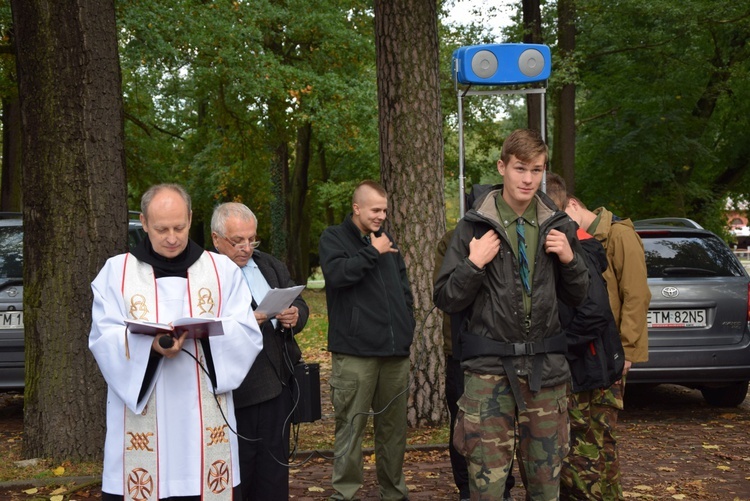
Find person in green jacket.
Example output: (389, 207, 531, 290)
(561, 193, 651, 500)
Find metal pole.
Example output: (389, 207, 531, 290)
(458, 90, 466, 218)
(540, 91, 547, 142)
(541, 91, 547, 193)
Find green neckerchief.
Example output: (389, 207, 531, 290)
(495, 193, 538, 318)
(588, 213, 603, 235)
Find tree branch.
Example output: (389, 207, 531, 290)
(124, 111, 185, 141)
(577, 107, 620, 126)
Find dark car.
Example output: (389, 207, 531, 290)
(0, 214, 146, 390)
(629, 217, 750, 406)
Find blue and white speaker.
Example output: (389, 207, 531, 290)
(452, 43, 551, 85)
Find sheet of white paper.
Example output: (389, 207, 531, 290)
(255, 285, 305, 317)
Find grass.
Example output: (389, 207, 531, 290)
(292, 289, 449, 452)
(0, 289, 449, 483)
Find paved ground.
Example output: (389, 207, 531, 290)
(288, 383, 750, 500)
(287, 447, 468, 500)
(3, 384, 750, 500)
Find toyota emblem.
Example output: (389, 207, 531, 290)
(661, 286, 679, 298)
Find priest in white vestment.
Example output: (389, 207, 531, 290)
(89, 184, 263, 501)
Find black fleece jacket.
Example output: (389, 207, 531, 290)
(319, 214, 415, 357)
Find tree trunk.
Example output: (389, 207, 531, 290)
(1, 97, 23, 211)
(374, 0, 446, 427)
(11, 0, 127, 460)
(290, 122, 312, 284)
(523, 0, 545, 134)
(551, 0, 577, 191)
(267, 98, 289, 263)
(318, 144, 335, 228)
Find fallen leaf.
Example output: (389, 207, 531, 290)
(53, 466, 65, 476)
(50, 486, 67, 495)
(23, 488, 38, 495)
(717, 465, 731, 471)
(634, 485, 653, 491)
(702, 444, 720, 450)
(50, 496, 64, 501)
(672, 495, 686, 500)
(308, 486, 325, 492)
(658, 467, 676, 472)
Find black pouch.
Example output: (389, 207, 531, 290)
(292, 362, 322, 424)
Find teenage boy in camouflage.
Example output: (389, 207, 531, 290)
(434, 129, 589, 500)
(561, 191, 651, 499)
(546, 173, 627, 499)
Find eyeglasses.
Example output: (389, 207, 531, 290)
(221, 235, 261, 250)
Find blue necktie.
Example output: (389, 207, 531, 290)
(517, 218, 531, 295)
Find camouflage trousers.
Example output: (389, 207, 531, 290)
(560, 378, 626, 500)
(453, 372, 569, 501)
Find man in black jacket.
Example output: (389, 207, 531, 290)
(211, 202, 309, 501)
(319, 180, 415, 501)
(434, 129, 589, 500)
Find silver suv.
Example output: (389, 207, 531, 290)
(629, 218, 750, 406)
(0, 215, 145, 390)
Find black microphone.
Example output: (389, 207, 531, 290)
(159, 335, 175, 349)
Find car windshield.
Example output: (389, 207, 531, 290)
(0, 226, 22, 279)
(641, 234, 746, 278)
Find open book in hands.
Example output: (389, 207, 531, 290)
(124, 317, 224, 339)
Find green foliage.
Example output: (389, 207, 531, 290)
(572, 0, 750, 229)
(116, 0, 379, 260)
(0, 2, 15, 100)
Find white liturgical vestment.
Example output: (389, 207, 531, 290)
(89, 250, 262, 499)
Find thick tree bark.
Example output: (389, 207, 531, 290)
(11, 0, 127, 460)
(552, 0, 577, 191)
(374, 0, 446, 426)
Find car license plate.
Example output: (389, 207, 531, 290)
(0, 311, 23, 329)
(647, 309, 706, 328)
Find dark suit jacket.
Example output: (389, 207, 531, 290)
(232, 250, 309, 408)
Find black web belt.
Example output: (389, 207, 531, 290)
(460, 332, 567, 411)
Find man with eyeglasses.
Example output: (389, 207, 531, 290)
(210, 202, 309, 501)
